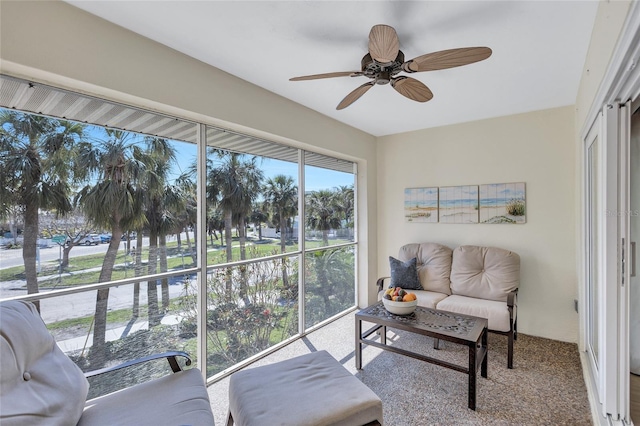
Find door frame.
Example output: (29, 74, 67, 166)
(580, 2, 640, 424)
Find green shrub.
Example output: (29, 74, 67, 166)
(506, 199, 525, 216)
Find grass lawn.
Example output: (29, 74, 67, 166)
(1, 237, 352, 287)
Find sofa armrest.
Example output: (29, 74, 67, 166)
(507, 289, 518, 308)
(84, 351, 192, 378)
(376, 276, 390, 293)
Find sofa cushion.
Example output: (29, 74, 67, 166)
(79, 368, 214, 426)
(450, 245, 520, 302)
(398, 243, 452, 295)
(378, 289, 448, 309)
(389, 256, 422, 290)
(0, 301, 89, 426)
(436, 294, 515, 332)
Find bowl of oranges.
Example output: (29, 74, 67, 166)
(382, 287, 418, 315)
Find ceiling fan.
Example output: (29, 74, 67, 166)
(290, 24, 492, 110)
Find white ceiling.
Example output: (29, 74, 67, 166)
(65, 1, 599, 137)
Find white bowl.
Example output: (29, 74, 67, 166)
(382, 298, 418, 315)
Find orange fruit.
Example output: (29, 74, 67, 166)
(403, 293, 416, 302)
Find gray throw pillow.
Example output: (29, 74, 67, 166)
(389, 256, 423, 290)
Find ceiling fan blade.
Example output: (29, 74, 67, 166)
(290, 71, 361, 81)
(368, 24, 399, 63)
(391, 77, 433, 102)
(405, 47, 492, 72)
(336, 82, 375, 110)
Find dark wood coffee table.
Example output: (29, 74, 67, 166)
(355, 302, 488, 410)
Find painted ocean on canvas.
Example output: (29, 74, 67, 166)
(439, 185, 479, 223)
(404, 187, 438, 222)
(479, 182, 526, 224)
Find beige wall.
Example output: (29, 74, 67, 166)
(377, 106, 578, 342)
(0, 0, 379, 306)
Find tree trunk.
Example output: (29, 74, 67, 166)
(192, 222, 197, 260)
(147, 230, 160, 327)
(22, 202, 40, 311)
(224, 210, 233, 295)
(279, 215, 289, 290)
(239, 217, 248, 304)
(92, 228, 123, 367)
(185, 226, 195, 264)
(322, 230, 329, 246)
(159, 233, 169, 310)
(132, 233, 143, 318)
(61, 244, 72, 269)
(224, 211, 233, 261)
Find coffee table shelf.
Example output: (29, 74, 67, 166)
(355, 302, 488, 410)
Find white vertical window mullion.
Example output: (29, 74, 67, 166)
(618, 101, 631, 424)
(196, 123, 208, 382)
(352, 162, 359, 307)
(298, 149, 305, 335)
(603, 104, 621, 417)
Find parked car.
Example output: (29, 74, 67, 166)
(99, 234, 112, 243)
(78, 234, 101, 245)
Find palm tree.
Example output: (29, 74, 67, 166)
(174, 171, 197, 263)
(262, 175, 297, 290)
(0, 111, 86, 310)
(263, 175, 297, 252)
(76, 129, 147, 361)
(250, 204, 269, 241)
(335, 185, 354, 238)
(139, 137, 179, 325)
(306, 189, 342, 245)
(207, 151, 263, 297)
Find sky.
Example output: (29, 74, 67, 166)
(83, 124, 354, 192)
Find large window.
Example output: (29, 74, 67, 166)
(303, 152, 356, 329)
(0, 75, 357, 390)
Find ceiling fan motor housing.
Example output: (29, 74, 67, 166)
(361, 51, 406, 84)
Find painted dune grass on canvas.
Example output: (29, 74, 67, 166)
(439, 185, 479, 224)
(404, 187, 438, 222)
(479, 182, 526, 224)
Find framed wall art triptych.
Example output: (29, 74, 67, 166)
(404, 182, 526, 224)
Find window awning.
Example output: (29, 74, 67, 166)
(0, 74, 355, 174)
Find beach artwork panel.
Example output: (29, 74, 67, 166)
(404, 187, 438, 222)
(439, 185, 479, 224)
(479, 182, 526, 224)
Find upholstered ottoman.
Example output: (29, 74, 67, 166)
(227, 350, 383, 426)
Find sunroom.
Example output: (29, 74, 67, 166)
(1, 1, 640, 425)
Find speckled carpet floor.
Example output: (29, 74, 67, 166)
(207, 311, 592, 425)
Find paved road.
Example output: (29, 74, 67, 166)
(0, 232, 197, 269)
(0, 239, 145, 270)
(2, 271, 194, 323)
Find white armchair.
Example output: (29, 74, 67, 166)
(0, 300, 214, 426)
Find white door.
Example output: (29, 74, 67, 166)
(583, 105, 625, 421)
(584, 114, 602, 385)
(630, 106, 640, 376)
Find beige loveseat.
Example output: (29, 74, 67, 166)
(0, 300, 215, 425)
(377, 243, 520, 368)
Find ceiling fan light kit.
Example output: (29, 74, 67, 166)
(290, 24, 492, 110)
